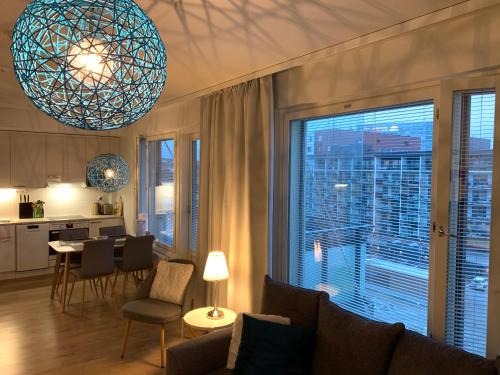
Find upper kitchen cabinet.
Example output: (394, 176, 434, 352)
(0, 133, 11, 186)
(11, 133, 47, 188)
(46, 135, 64, 180)
(64, 136, 86, 181)
(85, 137, 120, 163)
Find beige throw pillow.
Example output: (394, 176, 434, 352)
(226, 313, 291, 369)
(149, 261, 194, 305)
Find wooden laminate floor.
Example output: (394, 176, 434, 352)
(0, 275, 184, 375)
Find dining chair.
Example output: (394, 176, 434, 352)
(99, 225, 127, 262)
(55, 228, 89, 296)
(112, 235, 154, 298)
(120, 259, 196, 368)
(99, 225, 126, 237)
(67, 238, 115, 314)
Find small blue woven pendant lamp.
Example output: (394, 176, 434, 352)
(87, 154, 129, 192)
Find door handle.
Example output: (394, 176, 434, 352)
(438, 225, 457, 238)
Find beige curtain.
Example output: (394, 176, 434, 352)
(197, 76, 272, 313)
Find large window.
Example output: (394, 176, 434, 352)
(190, 139, 200, 253)
(288, 102, 434, 334)
(147, 138, 176, 248)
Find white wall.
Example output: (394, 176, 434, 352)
(0, 187, 113, 219)
(275, 3, 500, 109)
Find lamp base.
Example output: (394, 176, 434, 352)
(207, 307, 224, 320)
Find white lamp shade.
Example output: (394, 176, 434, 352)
(203, 251, 229, 281)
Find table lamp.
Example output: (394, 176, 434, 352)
(203, 251, 229, 320)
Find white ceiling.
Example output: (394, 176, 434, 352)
(0, 0, 464, 109)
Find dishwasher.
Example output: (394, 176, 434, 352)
(16, 223, 49, 271)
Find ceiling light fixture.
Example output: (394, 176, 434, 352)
(87, 154, 129, 192)
(11, 0, 167, 130)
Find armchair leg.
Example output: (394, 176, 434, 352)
(122, 272, 128, 298)
(121, 320, 131, 359)
(160, 324, 165, 368)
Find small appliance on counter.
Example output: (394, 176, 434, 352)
(102, 203, 113, 215)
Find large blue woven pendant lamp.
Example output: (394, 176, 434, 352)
(11, 0, 167, 131)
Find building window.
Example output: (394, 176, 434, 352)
(190, 139, 201, 253)
(288, 102, 434, 335)
(147, 138, 176, 248)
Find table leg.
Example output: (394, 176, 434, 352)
(50, 252, 62, 300)
(61, 252, 71, 313)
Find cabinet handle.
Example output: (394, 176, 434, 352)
(90, 221, 102, 224)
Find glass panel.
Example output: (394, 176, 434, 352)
(148, 138, 175, 247)
(445, 92, 495, 356)
(288, 102, 434, 334)
(190, 139, 201, 253)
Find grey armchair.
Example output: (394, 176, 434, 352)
(120, 259, 196, 368)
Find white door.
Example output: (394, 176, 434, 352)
(432, 76, 500, 359)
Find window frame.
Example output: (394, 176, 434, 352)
(137, 132, 179, 252)
(273, 85, 441, 333)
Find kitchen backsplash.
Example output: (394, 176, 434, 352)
(0, 187, 115, 219)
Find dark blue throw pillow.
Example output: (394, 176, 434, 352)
(234, 313, 315, 375)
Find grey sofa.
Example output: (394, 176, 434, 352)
(167, 275, 498, 375)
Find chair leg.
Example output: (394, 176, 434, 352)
(104, 276, 110, 295)
(67, 274, 76, 306)
(92, 279, 99, 299)
(81, 280, 86, 315)
(160, 324, 165, 368)
(121, 320, 131, 359)
(122, 272, 128, 298)
(99, 277, 105, 298)
(112, 269, 120, 296)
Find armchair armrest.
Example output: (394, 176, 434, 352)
(167, 328, 232, 375)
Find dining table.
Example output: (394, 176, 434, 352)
(48, 236, 130, 313)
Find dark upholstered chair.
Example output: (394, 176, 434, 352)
(67, 239, 115, 314)
(55, 228, 89, 296)
(112, 235, 154, 297)
(99, 225, 126, 237)
(121, 259, 196, 368)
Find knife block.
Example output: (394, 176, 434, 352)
(19, 202, 33, 219)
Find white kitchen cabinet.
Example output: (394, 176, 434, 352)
(89, 217, 124, 238)
(46, 134, 64, 180)
(85, 136, 120, 163)
(64, 135, 86, 181)
(11, 133, 47, 188)
(0, 225, 15, 273)
(0, 133, 11, 186)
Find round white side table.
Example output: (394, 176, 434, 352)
(182, 307, 236, 339)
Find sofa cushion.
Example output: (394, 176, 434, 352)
(387, 330, 497, 375)
(234, 314, 315, 375)
(312, 294, 404, 375)
(261, 275, 326, 329)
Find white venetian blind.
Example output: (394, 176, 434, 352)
(288, 102, 434, 334)
(445, 92, 495, 356)
(190, 139, 201, 253)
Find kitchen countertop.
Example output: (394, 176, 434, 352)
(0, 215, 123, 225)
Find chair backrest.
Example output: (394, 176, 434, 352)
(80, 239, 115, 278)
(122, 235, 154, 272)
(59, 228, 89, 241)
(99, 225, 126, 237)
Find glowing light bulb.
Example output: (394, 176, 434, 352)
(68, 39, 113, 85)
(104, 168, 116, 179)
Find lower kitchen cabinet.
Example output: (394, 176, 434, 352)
(0, 225, 15, 273)
(16, 223, 49, 271)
